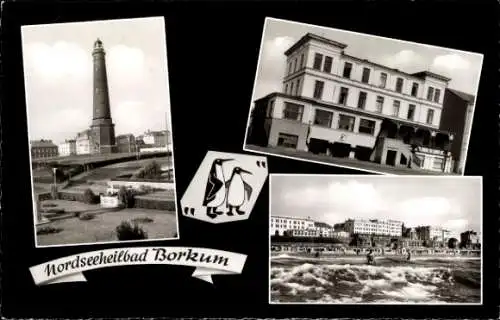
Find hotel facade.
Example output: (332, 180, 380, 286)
(248, 33, 455, 173)
(344, 218, 403, 237)
(270, 215, 316, 236)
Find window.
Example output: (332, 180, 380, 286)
(296, 79, 300, 96)
(277, 133, 299, 148)
(288, 62, 293, 75)
(324, 56, 333, 73)
(358, 119, 376, 135)
(411, 83, 419, 97)
(432, 158, 443, 170)
(362, 68, 371, 83)
(313, 80, 324, 99)
(357, 91, 367, 109)
(392, 100, 400, 117)
(343, 62, 353, 78)
(379, 73, 387, 88)
(395, 78, 404, 93)
(426, 109, 434, 124)
(285, 83, 289, 94)
(376, 96, 384, 113)
(427, 87, 435, 101)
(434, 89, 441, 103)
(313, 53, 323, 70)
(300, 54, 305, 68)
(338, 87, 349, 105)
(293, 58, 297, 73)
(283, 102, 304, 121)
(314, 109, 333, 127)
(338, 114, 355, 131)
(290, 82, 295, 96)
(407, 104, 416, 121)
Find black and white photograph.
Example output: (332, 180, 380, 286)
(244, 17, 484, 175)
(270, 175, 482, 304)
(23, 17, 179, 247)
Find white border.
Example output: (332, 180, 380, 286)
(242, 17, 484, 176)
(22, 17, 181, 249)
(268, 174, 483, 305)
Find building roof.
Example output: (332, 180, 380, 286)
(411, 71, 451, 83)
(285, 33, 451, 83)
(284, 33, 348, 56)
(31, 139, 57, 148)
(271, 215, 313, 221)
(314, 221, 332, 228)
(116, 133, 135, 139)
(447, 88, 475, 104)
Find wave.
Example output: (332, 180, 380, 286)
(270, 262, 480, 304)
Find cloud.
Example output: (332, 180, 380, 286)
(24, 41, 92, 83)
(432, 54, 471, 71)
(107, 45, 146, 82)
(112, 101, 166, 136)
(381, 50, 425, 69)
(282, 180, 385, 216)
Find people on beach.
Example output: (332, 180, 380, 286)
(366, 249, 375, 265)
(406, 250, 411, 261)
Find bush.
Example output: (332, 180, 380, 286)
(133, 161, 162, 180)
(118, 186, 136, 208)
(116, 221, 148, 241)
(83, 188, 99, 204)
(42, 203, 57, 208)
(37, 226, 63, 235)
(134, 197, 175, 211)
(79, 213, 95, 221)
(131, 217, 154, 224)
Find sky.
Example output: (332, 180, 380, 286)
(271, 175, 482, 239)
(22, 17, 172, 144)
(252, 18, 484, 102)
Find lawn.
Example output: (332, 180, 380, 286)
(245, 144, 458, 175)
(36, 208, 178, 246)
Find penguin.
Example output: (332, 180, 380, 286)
(202, 158, 233, 219)
(225, 167, 253, 216)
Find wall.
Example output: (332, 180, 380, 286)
(267, 118, 309, 151)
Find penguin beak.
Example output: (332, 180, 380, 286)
(240, 168, 252, 175)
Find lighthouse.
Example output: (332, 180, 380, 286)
(90, 38, 116, 154)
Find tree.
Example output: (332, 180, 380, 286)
(447, 237, 458, 249)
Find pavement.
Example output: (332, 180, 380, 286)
(245, 144, 458, 175)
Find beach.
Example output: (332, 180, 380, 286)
(270, 253, 481, 304)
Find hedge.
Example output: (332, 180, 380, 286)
(58, 191, 86, 202)
(134, 196, 175, 211)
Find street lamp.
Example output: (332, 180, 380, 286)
(52, 167, 57, 189)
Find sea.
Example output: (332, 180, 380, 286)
(270, 254, 481, 304)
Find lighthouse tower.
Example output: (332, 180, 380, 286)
(90, 38, 116, 154)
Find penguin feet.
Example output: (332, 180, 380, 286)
(226, 206, 234, 216)
(206, 207, 217, 219)
(236, 207, 245, 215)
(214, 208, 225, 215)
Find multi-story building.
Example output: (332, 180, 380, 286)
(441, 89, 476, 174)
(460, 230, 480, 249)
(247, 33, 455, 173)
(289, 228, 350, 239)
(116, 134, 137, 153)
(30, 139, 58, 159)
(76, 129, 95, 155)
(270, 215, 315, 236)
(143, 130, 170, 147)
(415, 226, 450, 243)
(58, 139, 77, 157)
(344, 218, 402, 237)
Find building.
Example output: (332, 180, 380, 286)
(441, 89, 476, 174)
(460, 230, 480, 249)
(76, 129, 94, 155)
(30, 139, 58, 159)
(90, 38, 116, 154)
(344, 218, 402, 237)
(58, 139, 76, 156)
(143, 130, 170, 147)
(116, 134, 137, 153)
(247, 33, 455, 173)
(270, 215, 315, 236)
(415, 226, 450, 243)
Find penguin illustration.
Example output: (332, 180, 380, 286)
(225, 167, 253, 216)
(202, 158, 234, 219)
